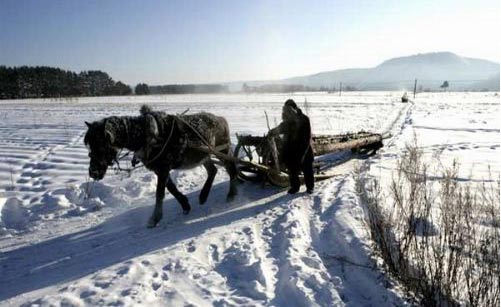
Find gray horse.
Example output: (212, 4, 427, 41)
(84, 105, 238, 227)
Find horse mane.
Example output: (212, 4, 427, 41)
(140, 104, 154, 116)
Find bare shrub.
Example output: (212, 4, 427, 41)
(357, 143, 500, 306)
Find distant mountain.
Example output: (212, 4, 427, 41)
(358, 52, 499, 90)
(233, 52, 500, 91)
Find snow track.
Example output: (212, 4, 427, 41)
(1, 92, 498, 306)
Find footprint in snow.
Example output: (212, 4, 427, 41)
(94, 281, 111, 289)
(186, 240, 196, 253)
(80, 290, 97, 299)
(116, 266, 130, 276)
(121, 289, 134, 297)
(242, 226, 252, 234)
(151, 282, 161, 291)
(208, 244, 219, 262)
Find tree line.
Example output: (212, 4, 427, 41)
(0, 66, 233, 99)
(0, 66, 132, 99)
(149, 84, 228, 94)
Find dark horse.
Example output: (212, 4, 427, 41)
(84, 105, 238, 227)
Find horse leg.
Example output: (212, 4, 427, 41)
(223, 150, 238, 201)
(148, 172, 167, 228)
(166, 176, 191, 214)
(199, 159, 217, 205)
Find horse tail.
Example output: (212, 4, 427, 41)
(218, 116, 231, 149)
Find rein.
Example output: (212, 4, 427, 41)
(112, 150, 142, 174)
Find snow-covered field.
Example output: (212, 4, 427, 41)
(0, 92, 498, 306)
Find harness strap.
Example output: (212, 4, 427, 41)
(142, 116, 177, 167)
(175, 115, 230, 155)
(123, 118, 129, 147)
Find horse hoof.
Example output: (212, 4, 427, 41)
(147, 221, 157, 228)
(199, 196, 207, 205)
(226, 194, 235, 202)
(147, 216, 161, 228)
(183, 208, 190, 215)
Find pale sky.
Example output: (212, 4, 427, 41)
(1, 0, 499, 85)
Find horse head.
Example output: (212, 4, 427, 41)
(84, 119, 119, 180)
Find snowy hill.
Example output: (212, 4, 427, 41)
(237, 52, 500, 91)
(360, 52, 500, 90)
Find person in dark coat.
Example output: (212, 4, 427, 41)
(269, 99, 314, 194)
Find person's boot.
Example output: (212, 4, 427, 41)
(288, 186, 299, 194)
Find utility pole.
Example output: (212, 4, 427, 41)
(413, 78, 417, 99)
(339, 82, 342, 96)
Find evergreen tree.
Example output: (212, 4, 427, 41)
(0, 66, 131, 99)
(135, 83, 150, 95)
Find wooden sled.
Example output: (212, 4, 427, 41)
(231, 131, 387, 187)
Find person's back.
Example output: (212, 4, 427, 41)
(269, 99, 314, 194)
(281, 111, 310, 156)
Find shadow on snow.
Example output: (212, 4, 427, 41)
(0, 181, 287, 301)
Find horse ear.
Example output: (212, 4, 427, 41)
(104, 121, 115, 145)
(85, 121, 91, 128)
